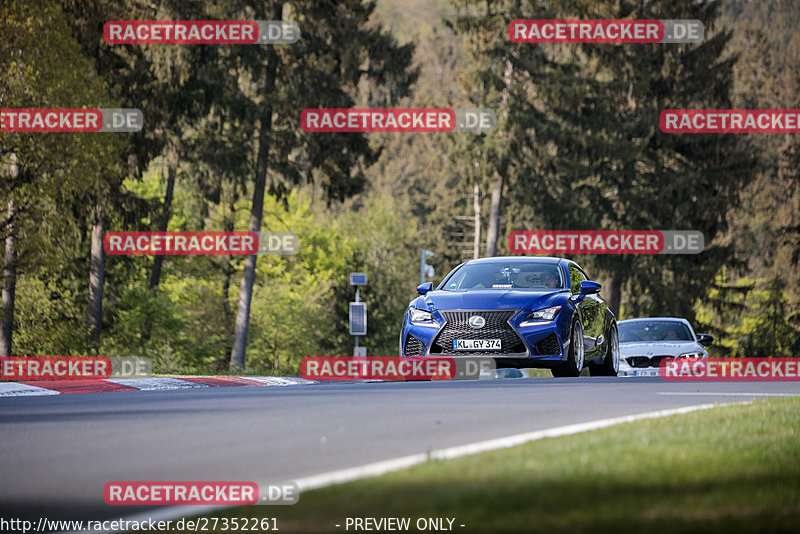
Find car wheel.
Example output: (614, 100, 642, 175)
(591, 324, 619, 377)
(552, 320, 584, 378)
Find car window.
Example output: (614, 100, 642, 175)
(442, 262, 565, 290)
(618, 321, 694, 342)
(568, 264, 586, 294)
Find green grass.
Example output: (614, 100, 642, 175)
(197, 398, 800, 533)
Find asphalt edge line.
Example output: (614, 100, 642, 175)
(658, 392, 798, 397)
(295, 402, 723, 490)
(67, 402, 735, 534)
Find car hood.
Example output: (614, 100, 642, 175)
(620, 341, 703, 357)
(413, 289, 568, 312)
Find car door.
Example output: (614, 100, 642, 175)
(568, 263, 605, 357)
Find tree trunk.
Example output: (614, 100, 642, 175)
(141, 146, 178, 343)
(218, 199, 236, 371)
(149, 145, 178, 291)
(484, 173, 503, 257)
(230, 10, 280, 370)
(605, 272, 623, 318)
(484, 59, 513, 258)
(229, 142, 271, 370)
(1, 154, 19, 357)
(472, 183, 481, 259)
(88, 198, 105, 347)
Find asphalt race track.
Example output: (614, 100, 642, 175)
(1, 377, 799, 526)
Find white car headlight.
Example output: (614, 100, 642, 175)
(527, 306, 562, 321)
(679, 351, 705, 359)
(409, 307, 434, 324)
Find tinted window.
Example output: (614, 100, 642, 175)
(568, 264, 586, 294)
(619, 321, 694, 342)
(443, 262, 565, 290)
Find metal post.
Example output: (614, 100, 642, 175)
(355, 287, 360, 352)
(349, 273, 367, 358)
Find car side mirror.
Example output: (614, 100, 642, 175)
(697, 333, 714, 346)
(417, 282, 433, 295)
(579, 280, 602, 295)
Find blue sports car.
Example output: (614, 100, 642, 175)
(399, 256, 619, 377)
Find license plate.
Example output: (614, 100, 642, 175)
(633, 368, 660, 377)
(453, 339, 502, 351)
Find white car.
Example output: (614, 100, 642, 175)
(617, 317, 713, 377)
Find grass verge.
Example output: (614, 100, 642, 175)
(197, 398, 800, 533)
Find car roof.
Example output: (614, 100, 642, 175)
(464, 256, 565, 265)
(617, 317, 698, 340)
(619, 317, 690, 323)
(618, 317, 694, 327)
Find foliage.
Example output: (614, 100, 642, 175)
(739, 277, 800, 358)
(1, 0, 128, 353)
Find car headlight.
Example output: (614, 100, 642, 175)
(679, 351, 705, 359)
(526, 306, 562, 321)
(409, 307, 435, 325)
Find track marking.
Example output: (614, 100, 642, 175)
(293, 403, 723, 490)
(0, 376, 316, 397)
(72, 402, 730, 534)
(242, 376, 316, 386)
(18, 380, 137, 394)
(0, 382, 60, 397)
(105, 377, 209, 390)
(658, 392, 800, 397)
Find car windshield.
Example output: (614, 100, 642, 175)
(442, 262, 565, 291)
(619, 321, 694, 342)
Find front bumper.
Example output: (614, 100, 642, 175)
(618, 353, 708, 377)
(618, 366, 660, 377)
(400, 308, 570, 365)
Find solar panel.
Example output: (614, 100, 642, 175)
(349, 302, 367, 335)
(350, 272, 368, 286)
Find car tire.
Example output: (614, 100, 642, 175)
(552, 320, 584, 378)
(591, 323, 619, 377)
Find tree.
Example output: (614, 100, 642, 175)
(61, 0, 208, 347)
(1, 0, 125, 355)
(1, 154, 19, 356)
(447, 0, 535, 257)
(228, 0, 416, 369)
(494, 0, 755, 321)
(717, 0, 800, 309)
(740, 276, 800, 357)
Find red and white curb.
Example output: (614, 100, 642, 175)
(0, 376, 315, 397)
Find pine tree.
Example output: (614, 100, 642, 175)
(228, 0, 417, 369)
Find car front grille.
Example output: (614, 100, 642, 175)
(535, 333, 561, 356)
(627, 355, 671, 368)
(431, 310, 526, 356)
(403, 334, 425, 357)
